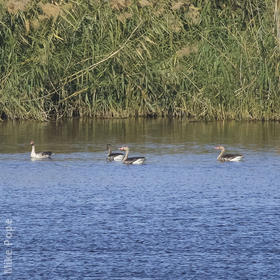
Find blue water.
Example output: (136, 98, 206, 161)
(1, 120, 280, 279)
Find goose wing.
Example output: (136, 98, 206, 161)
(109, 152, 124, 157)
(41, 151, 52, 157)
(107, 152, 124, 161)
(223, 153, 243, 161)
(125, 157, 145, 164)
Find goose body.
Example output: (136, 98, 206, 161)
(119, 146, 145, 165)
(215, 146, 243, 162)
(30, 141, 53, 159)
(107, 144, 124, 161)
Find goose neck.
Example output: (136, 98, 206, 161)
(217, 148, 225, 160)
(123, 149, 129, 161)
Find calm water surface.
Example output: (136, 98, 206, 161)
(0, 119, 280, 279)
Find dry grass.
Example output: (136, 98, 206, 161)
(172, 1, 190, 11)
(117, 12, 132, 23)
(39, 3, 61, 20)
(5, 0, 31, 14)
(110, 0, 131, 10)
(176, 45, 198, 58)
(139, 0, 152, 8)
(187, 4, 201, 25)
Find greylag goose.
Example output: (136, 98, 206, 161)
(215, 146, 243, 162)
(119, 146, 145, 164)
(107, 144, 124, 161)
(30, 141, 53, 159)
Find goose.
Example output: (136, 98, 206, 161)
(30, 141, 53, 159)
(106, 144, 124, 161)
(215, 146, 243, 162)
(119, 146, 145, 164)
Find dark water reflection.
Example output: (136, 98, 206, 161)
(0, 119, 280, 279)
(1, 119, 280, 153)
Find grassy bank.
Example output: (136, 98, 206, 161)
(0, 0, 279, 121)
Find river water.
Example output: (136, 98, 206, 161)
(0, 119, 280, 279)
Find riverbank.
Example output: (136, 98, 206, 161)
(0, 0, 279, 121)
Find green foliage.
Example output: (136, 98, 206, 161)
(0, 0, 279, 120)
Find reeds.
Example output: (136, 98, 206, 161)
(0, 0, 279, 121)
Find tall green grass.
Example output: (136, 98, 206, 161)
(0, 0, 279, 121)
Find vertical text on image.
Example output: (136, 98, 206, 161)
(3, 219, 14, 275)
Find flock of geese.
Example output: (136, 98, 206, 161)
(30, 141, 243, 164)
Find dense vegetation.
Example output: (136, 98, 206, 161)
(0, 0, 279, 120)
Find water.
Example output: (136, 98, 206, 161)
(0, 119, 280, 279)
